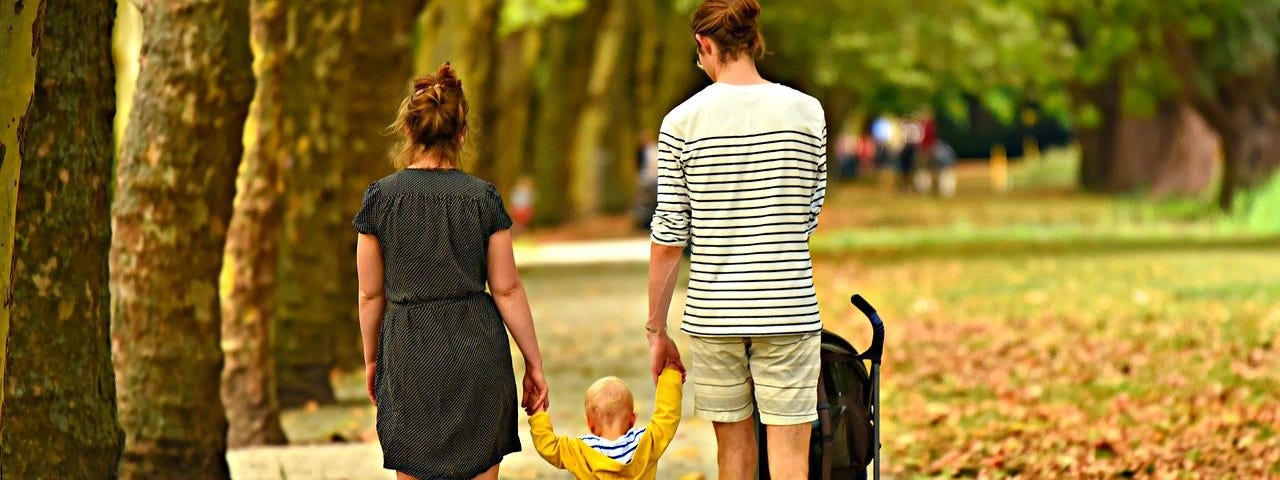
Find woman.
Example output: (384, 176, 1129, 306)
(354, 63, 549, 480)
(645, 1, 828, 478)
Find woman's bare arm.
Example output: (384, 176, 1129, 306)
(356, 233, 386, 404)
(487, 229, 548, 413)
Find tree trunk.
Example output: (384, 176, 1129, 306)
(819, 86, 857, 180)
(2, 1, 122, 476)
(1165, 31, 1280, 211)
(1200, 65, 1280, 210)
(568, 0, 627, 219)
(484, 29, 541, 199)
(110, 1, 254, 477)
(1213, 101, 1280, 211)
(0, 0, 45, 427)
(275, 1, 429, 406)
(417, 0, 500, 180)
(1149, 104, 1220, 197)
(1109, 102, 1219, 196)
(1072, 79, 1121, 192)
(529, 11, 600, 225)
(602, 14, 642, 215)
(275, 1, 356, 407)
(221, 0, 288, 448)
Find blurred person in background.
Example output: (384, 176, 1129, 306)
(646, 1, 828, 478)
(871, 115, 899, 187)
(634, 131, 661, 230)
(510, 176, 535, 236)
(913, 108, 938, 193)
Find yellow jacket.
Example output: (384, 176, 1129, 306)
(529, 368, 683, 480)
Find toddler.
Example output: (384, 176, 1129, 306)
(529, 367, 683, 479)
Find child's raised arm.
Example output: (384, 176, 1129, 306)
(644, 366, 685, 455)
(528, 412, 575, 470)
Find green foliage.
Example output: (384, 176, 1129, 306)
(757, 0, 1278, 127)
(765, 0, 1074, 121)
(1042, 0, 1280, 116)
(498, 0, 588, 35)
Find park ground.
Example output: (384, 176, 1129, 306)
(229, 151, 1280, 479)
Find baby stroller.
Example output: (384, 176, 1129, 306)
(757, 294, 885, 480)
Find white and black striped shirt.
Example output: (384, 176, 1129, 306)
(651, 82, 827, 337)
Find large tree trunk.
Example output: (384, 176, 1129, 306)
(484, 29, 541, 199)
(2, 1, 123, 476)
(529, 11, 601, 225)
(1109, 102, 1219, 195)
(1196, 66, 1280, 210)
(110, 1, 254, 477)
(568, 0, 628, 219)
(275, 1, 356, 407)
(1072, 79, 1121, 192)
(221, 0, 288, 448)
(275, 1, 428, 407)
(0, 0, 44, 426)
(1166, 32, 1280, 211)
(1149, 104, 1221, 197)
(1212, 101, 1280, 210)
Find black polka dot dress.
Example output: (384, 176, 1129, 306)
(352, 168, 519, 479)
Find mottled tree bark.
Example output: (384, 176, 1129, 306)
(110, 0, 254, 477)
(484, 29, 541, 199)
(529, 4, 607, 225)
(460, 0, 502, 183)
(275, 0, 428, 407)
(568, 0, 627, 218)
(221, 0, 288, 448)
(0, 0, 45, 427)
(274, 1, 356, 407)
(2, 1, 122, 477)
(1147, 104, 1219, 197)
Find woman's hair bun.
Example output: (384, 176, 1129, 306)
(390, 62, 470, 169)
(728, 0, 760, 26)
(691, 0, 766, 61)
(432, 62, 462, 90)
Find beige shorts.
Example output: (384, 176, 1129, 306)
(688, 333, 821, 425)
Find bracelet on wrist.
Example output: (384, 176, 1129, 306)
(644, 324, 666, 334)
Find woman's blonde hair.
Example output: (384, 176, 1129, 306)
(389, 63, 468, 169)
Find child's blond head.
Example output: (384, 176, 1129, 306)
(584, 376, 635, 435)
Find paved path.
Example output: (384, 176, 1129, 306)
(512, 237, 652, 267)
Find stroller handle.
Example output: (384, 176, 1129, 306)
(850, 294, 885, 365)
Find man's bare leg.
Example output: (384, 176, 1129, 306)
(713, 418, 758, 480)
(766, 423, 811, 479)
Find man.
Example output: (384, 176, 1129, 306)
(646, 1, 828, 478)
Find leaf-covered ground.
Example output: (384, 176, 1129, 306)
(232, 156, 1280, 478)
(814, 158, 1280, 478)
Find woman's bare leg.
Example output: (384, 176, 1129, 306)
(396, 472, 420, 480)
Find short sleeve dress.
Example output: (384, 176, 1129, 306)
(352, 168, 518, 479)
